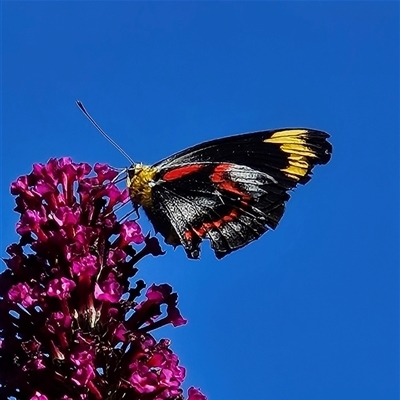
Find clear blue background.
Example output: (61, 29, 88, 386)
(2, 2, 398, 400)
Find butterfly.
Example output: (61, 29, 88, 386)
(126, 129, 332, 259)
(77, 102, 332, 259)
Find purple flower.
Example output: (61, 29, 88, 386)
(187, 387, 208, 400)
(8, 282, 38, 307)
(30, 392, 48, 400)
(0, 158, 205, 400)
(119, 220, 145, 245)
(47, 277, 76, 299)
(131, 284, 187, 332)
(72, 254, 98, 276)
(94, 272, 122, 302)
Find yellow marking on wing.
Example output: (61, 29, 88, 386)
(265, 136, 305, 144)
(282, 166, 308, 178)
(281, 144, 317, 158)
(264, 129, 308, 138)
(282, 172, 302, 181)
(287, 159, 309, 169)
(264, 129, 308, 144)
(264, 129, 319, 181)
(127, 164, 157, 207)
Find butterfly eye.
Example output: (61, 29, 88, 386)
(127, 165, 137, 179)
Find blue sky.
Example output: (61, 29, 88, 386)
(2, 2, 398, 400)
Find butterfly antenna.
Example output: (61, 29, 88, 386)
(76, 100, 135, 166)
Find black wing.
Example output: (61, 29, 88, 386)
(145, 128, 331, 259)
(146, 163, 286, 259)
(154, 128, 332, 186)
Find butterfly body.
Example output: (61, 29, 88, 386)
(127, 128, 332, 259)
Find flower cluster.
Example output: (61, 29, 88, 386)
(0, 158, 206, 400)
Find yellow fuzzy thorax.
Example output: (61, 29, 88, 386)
(264, 129, 318, 181)
(127, 164, 157, 207)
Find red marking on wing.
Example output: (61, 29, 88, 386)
(184, 230, 193, 241)
(192, 209, 240, 238)
(163, 164, 204, 181)
(210, 164, 230, 183)
(211, 164, 252, 201)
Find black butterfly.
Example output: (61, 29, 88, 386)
(126, 128, 332, 259)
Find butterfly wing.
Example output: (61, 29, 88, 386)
(142, 128, 331, 259)
(154, 128, 331, 184)
(146, 163, 287, 258)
